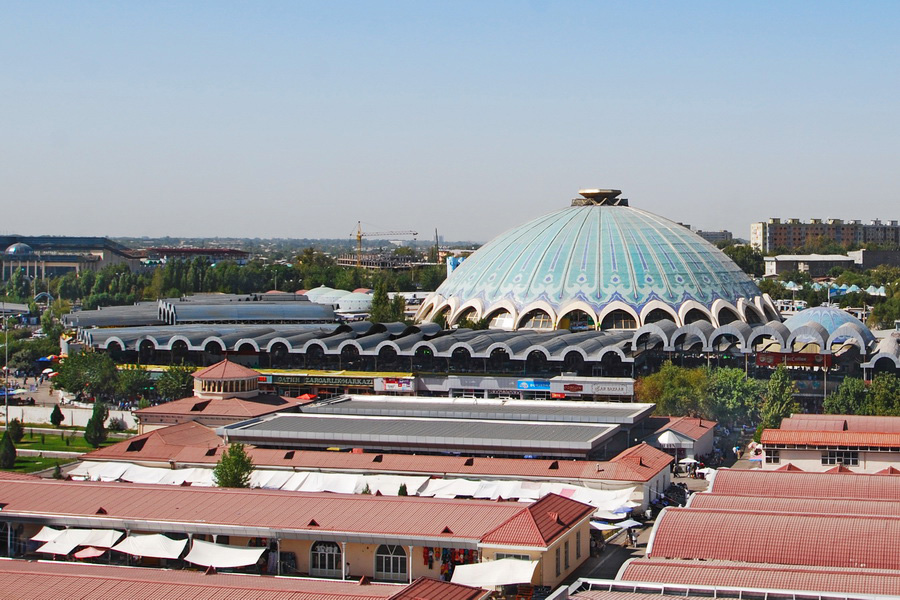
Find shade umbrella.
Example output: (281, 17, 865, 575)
(74, 546, 107, 559)
(617, 519, 642, 529)
(678, 458, 699, 464)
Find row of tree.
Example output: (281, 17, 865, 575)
(53, 352, 196, 404)
(635, 362, 799, 439)
(823, 373, 900, 416)
(3, 249, 447, 311)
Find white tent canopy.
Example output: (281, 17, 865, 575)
(30, 526, 63, 543)
(111, 534, 187, 560)
(451, 558, 539, 588)
(657, 430, 692, 448)
(590, 522, 620, 531)
(184, 539, 265, 569)
(36, 529, 123, 556)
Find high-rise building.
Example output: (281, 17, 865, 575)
(750, 218, 900, 252)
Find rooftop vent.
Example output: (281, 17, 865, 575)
(284, 451, 295, 459)
(307, 519, 319, 527)
(441, 526, 453, 534)
(464, 457, 474, 466)
(548, 460, 559, 470)
(372, 454, 383, 463)
(126, 438, 147, 452)
(573, 189, 628, 207)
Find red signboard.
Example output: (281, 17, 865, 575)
(563, 383, 584, 392)
(550, 393, 566, 399)
(755, 352, 832, 368)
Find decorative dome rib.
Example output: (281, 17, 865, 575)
(419, 191, 773, 330)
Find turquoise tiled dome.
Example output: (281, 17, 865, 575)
(419, 190, 773, 329)
(784, 306, 875, 345)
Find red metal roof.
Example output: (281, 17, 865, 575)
(192, 359, 261, 380)
(388, 577, 488, 600)
(480, 494, 594, 547)
(654, 416, 716, 441)
(781, 414, 900, 433)
(0, 471, 40, 481)
(0, 560, 400, 599)
(620, 558, 900, 597)
(0, 478, 582, 546)
(688, 492, 900, 517)
(709, 468, 900, 500)
(649, 507, 900, 569)
(761, 428, 900, 448)
(86, 432, 673, 484)
(135, 393, 306, 419)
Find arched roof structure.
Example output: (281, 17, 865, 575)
(418, 189, 775, 330)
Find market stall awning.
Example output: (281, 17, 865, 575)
(111, 534, 187, 560)
(30, 526, 62, 543)
(36, 529, 123, 556)
(184, 540, 265, 569)
(73, 546, 107, 559)
(451, 558, 539, 588)
(590, 522, 620, 531)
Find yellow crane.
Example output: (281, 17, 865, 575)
(355, 222, 418, 268)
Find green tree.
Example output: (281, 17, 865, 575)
(635, 361, 711, 418)
(720, 244, 764, 277)
(824, 377, 867, 415)
(0, 432, 15, 469)
(756, 365, 799, 440)
(54, 351, 119, 402)
(389, 293, 407, 323)
(83, 402, 109, 448)
(369, 280, 391, 323)
(7, 418, 24, 444)
(709, 368, 764, 428)
(398, 483, 408, 496)
(50, 404, 65, 427)
(156, 364, 196, 400)
(116, 365, 152, 401)
(213, 443, 254, 488)
(865, 373, 900, 416)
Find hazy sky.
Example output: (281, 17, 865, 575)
(3, 2, 899, 242)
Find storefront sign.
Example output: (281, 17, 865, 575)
(756, 352, 832, 368)
(563, 383, 583, 393)
(305, 376, 374, 387)
(516, 379, 551, 391)
(378, 377, 415, 392)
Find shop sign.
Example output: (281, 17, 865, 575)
(380, 377, 415, 392)
(563, 383, 583, 392)
(756, 352, 831, 368)
(516, 379, 551, 391)
(257, 375, 273, 384)
(306, 376, 374, 387)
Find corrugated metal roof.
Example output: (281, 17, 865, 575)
(302, 396, 654, 425)
(654, 416, 716, 441)
(761, 428, 900, 448)
(388, 578, 488, 600)
(688, 493, 900, 517)
(0, 479, 583, 547)
(649, 507, 900, 569)
(781, 414, 900, 433)
(708, 468, 900, 500)
(481, 493, 593, 547)
(0, 560, 401, 599)
(619, 558, 900, 597)
(136, 394, 307, 418)
(192, 359, 261, 380)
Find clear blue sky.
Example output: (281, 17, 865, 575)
(2, 1, 899, 242)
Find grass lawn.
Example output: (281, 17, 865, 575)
(16, 431, 115, 454)
(7, 456, 64, 474)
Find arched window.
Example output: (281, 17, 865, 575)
(600, 310, 636, 330)
(374, 544, 407, 581)
(519, 310, 553, 330)
(454, 307, 478, 326)
(643, 308, 675, 325)
(716, 307, 740, 325)
(486, 310, 514, 330)
(310, 541, 342, 578)
(683, 308, 711, 325)
(558, 309, 594, 331)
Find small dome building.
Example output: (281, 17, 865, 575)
(5, 242, 34, 256)
(417, 189, 778, 330)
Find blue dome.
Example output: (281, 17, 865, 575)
(5, 243, 33, 256)
(419, 190, 775, 329)
(783, 306, 875, 345)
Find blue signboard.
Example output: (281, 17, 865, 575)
(516, 379, 551, 391)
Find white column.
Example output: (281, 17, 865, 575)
(408, 545, 413, 583)
(342, 541, 347, 580)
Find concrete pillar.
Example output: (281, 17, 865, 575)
(341, 541, 347, 580)
(408, 545, 413, 583)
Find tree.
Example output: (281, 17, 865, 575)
(865, 373, 900, 416)
(54, 351, 119, 402)
(709, 368, 763, 428)
(635, 361, 711, 418)
(50, 404, 64, 427)
(7, 418, 24, 444)
(824, 377, 867, 415)
(756, 365, 799, 440)
(83, 401, 109, 448)
(157, 364, 197, 400)
(720, 244, 764, 277)
(369, 280, 391, 323)
(389, 293, 407, 323)
(398, 483, 408, 496)
(116, 365, 152, 401)
(213, 443, 254, 488)
(0, 432, 15, 469)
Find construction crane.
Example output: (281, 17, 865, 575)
(355, 221, 418, 268)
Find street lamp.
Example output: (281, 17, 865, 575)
(2, 300, 8, 427)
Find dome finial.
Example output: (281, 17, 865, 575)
(573, 189, 627, 206)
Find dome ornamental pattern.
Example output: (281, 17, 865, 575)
(418, 190, 777, 330)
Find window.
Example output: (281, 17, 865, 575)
(310, 541, 342, 577)
(564, 541, 570, 569)
(555, 547, 560, 576)
(496, 553, 530, 561)
(375, 545, 407, 582)
(822, 450, 858, 466)
(765, 449, 780, 464)
(576, 531, 581, 559)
